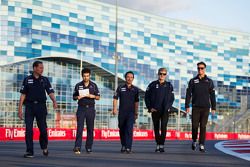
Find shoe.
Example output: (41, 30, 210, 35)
(199, 145, 206, 153)
(73, 147, 81, 155)
(121, 146, 126, 153)
(155, 145, 160, 152)
(43, 149, 49, 156)
(192, 141, 197, 150)
(159, 145, 165, 153)
(24, 152, 34, 158)
(86, 148, 92, 154)
(126, 148, 132, 154)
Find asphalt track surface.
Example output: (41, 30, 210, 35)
(0, 140, 249, 167)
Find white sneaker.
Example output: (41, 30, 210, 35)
(155, 145, 160, 152)
(199, 145, 206, 152)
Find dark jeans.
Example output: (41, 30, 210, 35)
(75, 106, 96, 150)
(152, 111, 169, 145)
(118, 112, 134, 149)
(25, 103, 48, 154)
(192, 107, 210, 145)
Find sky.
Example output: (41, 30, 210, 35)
(97, 0, 250, 33)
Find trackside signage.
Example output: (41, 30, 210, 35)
(0, 128, 249, 141)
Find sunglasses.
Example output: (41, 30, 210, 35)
(197, 67, 205, 70)
(159, 73, 167, 76)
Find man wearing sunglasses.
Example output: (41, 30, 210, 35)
(145, 68, 174, 153)
(185, 62, 216, 152)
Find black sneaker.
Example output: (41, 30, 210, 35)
(126, 148, 132, 154)
(199, 145, 206, 153)
(155, 145, 160, 152)
(159, 148, 165, 153)
(86, 148, 92, 154)
(73, 147, 81, 155)
(24, 152, 34, 158)
(43, 149, 49, 156)
(121, 146, 126, 153)
(192, 142, 197, 150)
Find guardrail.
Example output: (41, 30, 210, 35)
(1, 128, 250, 141)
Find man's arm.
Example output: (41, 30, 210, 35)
(134, 89, 139, 119)
(185, 79, 193, 113)
(73, 84, 81, 100)
(209, 80, 216, 115)
(113, 99, 118, 115)
(87, 94, 100, 100)
(145, 83, 157, 112)
(88, 83, 100, 100)
(44, 77, 57, 109)
(165, 83, 175, 111)
(145, 83, 152, 111)
(18, 94, 26, 120)
(18, 77, 28, 120)
(112, 86, 120, 115)
(134, 102, 139, 119)
(48, 93, 58, 109)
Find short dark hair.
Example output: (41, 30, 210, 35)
(124, 71, 134, 78)
(33, 61, 43, 68)
(81, 68, 91, 76)
(197, 61, 206, 68)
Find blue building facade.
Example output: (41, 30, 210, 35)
(0, 0, 250, 132)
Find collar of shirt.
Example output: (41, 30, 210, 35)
(122, 84, 135, 91)
(157, 80, 167, 86)
(81, 81, 92, 88)
(195, 75, 208, 81)
(126, 84, 133, 89)
(31, 74, 42, 81)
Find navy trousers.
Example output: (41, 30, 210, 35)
(74, 106, 96, 150)
(25, 103, 48, 154)
(118, 112, 134, 149)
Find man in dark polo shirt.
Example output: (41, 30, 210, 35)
(112, 71, 139, 154)
(18, 61, 58, 158)
(185, 61, 216, 152)
(73, 68, 100, 154)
